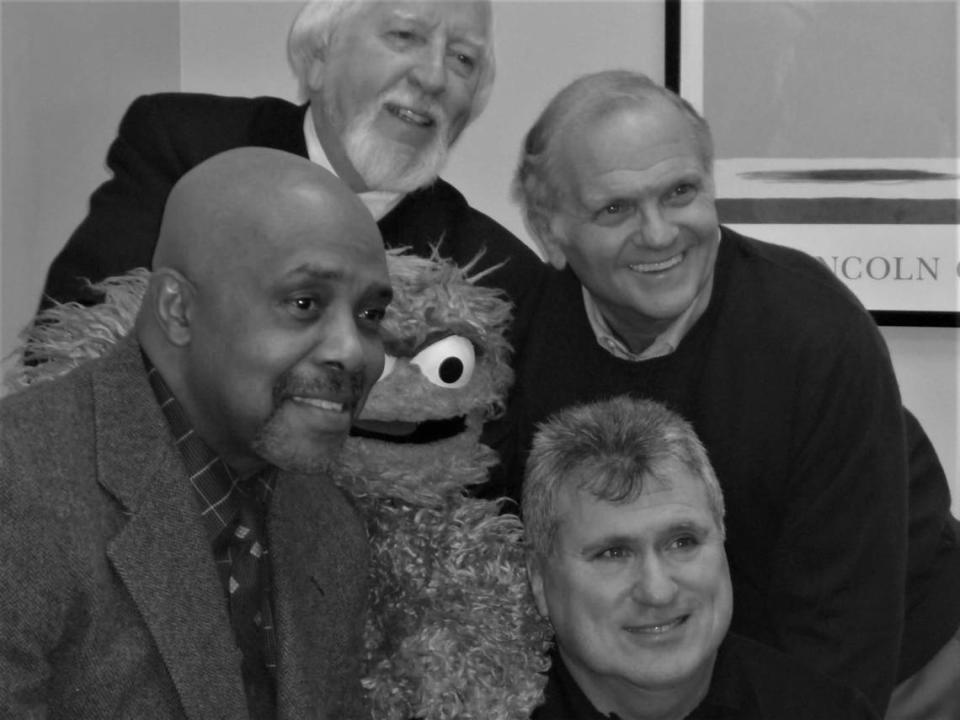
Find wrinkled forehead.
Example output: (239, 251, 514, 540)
(351, 0, 491, 43)
(562, 98, 696, 163)
(556, 102, 706, 197)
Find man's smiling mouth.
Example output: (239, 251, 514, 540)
(625, 615, 689, 634)
(293, 396, 347, 413)
(629, 252, 684, 274)
(387, 104, 435, 128)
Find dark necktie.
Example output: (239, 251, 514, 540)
(220, 484, 276, 718)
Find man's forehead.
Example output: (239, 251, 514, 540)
(275, 225, 387, 270)
(558, 476, 712, 524)
(288, 260, 392, 299)
(362, 0, 490, 41)
(226, 195, 384, 273)
(247, 244, 390, 302)
(559, 116, 707, 204)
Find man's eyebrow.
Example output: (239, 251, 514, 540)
(580, 520, 709, 549)
(284, 264, 343, 282)
(367, 282, 394, 305)
(667, 170, 708, 187)
(284, 265, 393, 301)
(451, 30, 487, 49)
(448, 22, 489, 53)
(663, 519, 711, 534)
(581, 533, 638, 553)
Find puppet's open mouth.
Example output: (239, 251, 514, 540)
(350, 416, 467, 444)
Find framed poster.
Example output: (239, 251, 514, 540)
(665, 0, 959, 327)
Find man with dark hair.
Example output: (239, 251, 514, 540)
(524, 396, 878, 719)
(41, 0, 541, 329)
(500, 69, 960, 718)
(1, 148, 393, 718)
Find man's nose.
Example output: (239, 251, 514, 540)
(630, 555, 679, 606)
(631, 209, 678, 250)
(311, 308, 366, 373)
(409, 42, 446, 95)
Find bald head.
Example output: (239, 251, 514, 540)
(139, 147, 392, 477)
(152, 146, 379, 282)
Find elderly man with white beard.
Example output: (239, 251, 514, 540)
(40, 0, 543, 335)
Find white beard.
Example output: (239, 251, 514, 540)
(332, 89, 452, 193)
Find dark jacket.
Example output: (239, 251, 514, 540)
(0, 336, 370, 719)
(497, 227, 960, 712)
(41, 92, 544, 322)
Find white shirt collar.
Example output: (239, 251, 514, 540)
(302, 107, 404, 221)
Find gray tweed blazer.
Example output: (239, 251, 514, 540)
(0, 336, 370, 719)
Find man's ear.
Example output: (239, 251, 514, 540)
(526, 554, 551, 621)
(537, 215, 571, 270)
(305, 51, 327, 93)
(150, 268, 194, 347)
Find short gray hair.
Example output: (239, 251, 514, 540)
(522, 396, 725, 559)
(512, 69, 714, 255)
(287, 0, 498, 124)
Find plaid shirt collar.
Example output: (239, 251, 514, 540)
(142, 351, 279, 716)
(141, 351, 275, 546)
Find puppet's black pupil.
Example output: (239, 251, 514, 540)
(439, 357, 464, 383)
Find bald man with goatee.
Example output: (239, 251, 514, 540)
(0, 147, 393, 720)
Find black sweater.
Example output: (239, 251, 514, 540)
(494, 227, 960, 712)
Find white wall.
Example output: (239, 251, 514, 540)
(1, 0, 957, 513)
(1, 0, 180, 364)
(179, 1, 302, 100)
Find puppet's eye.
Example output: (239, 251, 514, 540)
(377, 354, 398, 383)
(410, 335, 475, 388)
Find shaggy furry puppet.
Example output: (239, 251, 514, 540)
(7, 251, 551, 720)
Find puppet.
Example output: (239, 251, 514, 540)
(336, 251, 550, 719)
(7, 251, 551, 720)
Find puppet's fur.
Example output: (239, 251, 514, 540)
(6, 251, 551, 719)
(338, 251, 550, 719)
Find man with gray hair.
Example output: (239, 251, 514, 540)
(41, 0, 541, 323)
(523, 396, 878, 719)
(494, 69, 960, 718)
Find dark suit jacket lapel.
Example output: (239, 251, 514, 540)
(96, 338, 248, 720)
(269, 472, 369, 719)
(269, 473, 329, 718)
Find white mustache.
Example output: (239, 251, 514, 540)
(380, 91, 450, 134)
